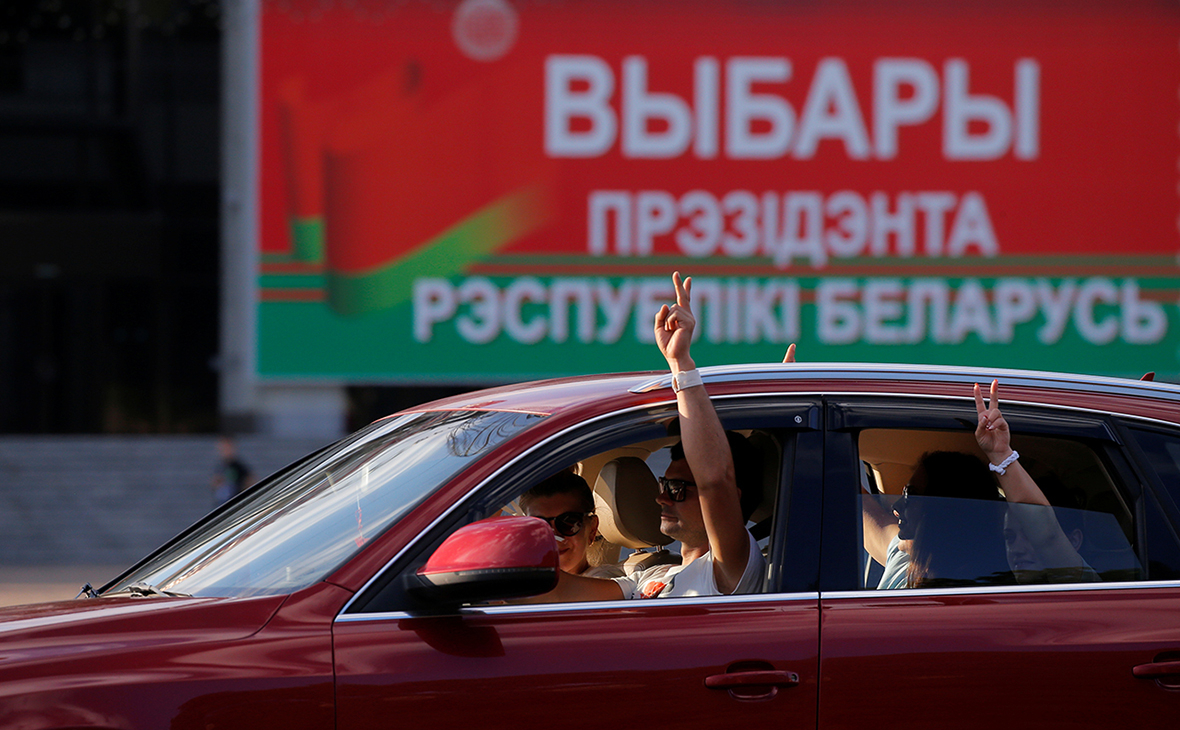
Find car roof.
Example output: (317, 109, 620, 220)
(393, 363, 1180, 425)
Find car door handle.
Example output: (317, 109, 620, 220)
(1133, 660, 1180, 679)
(705, 670, 800, 689)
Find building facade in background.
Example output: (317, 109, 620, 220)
(0, 0, 222, 434)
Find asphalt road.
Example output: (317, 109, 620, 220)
(0, 565, 127, 608)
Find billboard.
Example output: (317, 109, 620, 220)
(258, 0, 1180, 382)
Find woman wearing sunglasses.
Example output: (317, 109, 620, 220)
(520, 470, 624, 579)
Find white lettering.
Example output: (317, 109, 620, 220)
(726, 57, 793, 158)
(795, 58, 871, 158)
(550, 278, 595, 343)
(634, 191, 677, 255)
(870, 192, 916, 257)
(873, 59, 939, 159)
(694, 57, 720, 158)
(503, 277, 547, 344)
(456, 277, 501, 344)
(545, 55, 1041, 162)
(825, 191, 868, 258)
(1122, 280, 1166, 344)
(864, 279, 908, 344)
(993, 279, 1037, 341)
(945, 192, 998, 257)
(545, 55, 616, 157)
(588, 191, 630, 256)
(944, 59, 1011, 160)
(622, 56, 693, 158)
(677, 190, 722, 257)
(1074, 278, 1120, 344)
(412, 278, 456, 342)
(817, 279, 861, 344)
(722, 190, 760, 257)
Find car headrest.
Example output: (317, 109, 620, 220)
(593, 457, 672, 549)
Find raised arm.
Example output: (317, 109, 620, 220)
(974, 380, 1048, 507)
(862, 493, 899, 567)
(655, 272, 750, 593)
(975, 380, 1085, 572)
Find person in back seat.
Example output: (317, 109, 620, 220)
(863, 380, 1094, 588)
(527, 272, 766, 601)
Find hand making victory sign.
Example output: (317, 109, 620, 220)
(654, 271, 696, 372)
(651, 271, 752, 592)
(974, 378, 1012, 461)
(974, 378, 1048, 507)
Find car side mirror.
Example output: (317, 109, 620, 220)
(410, 516, 559, 604)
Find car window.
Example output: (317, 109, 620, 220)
(110, 409, 544, 598)
(496, 427, 785, 585)
(1121, 426, 1180, 579)
(856, 426, 1143, 589)
(350, 398, 820, 614)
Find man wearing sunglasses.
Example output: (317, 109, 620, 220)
(534, 272, 765, 601)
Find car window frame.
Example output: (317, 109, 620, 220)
(342, 394, 824, 616)
(1109, 417, 1180, 580)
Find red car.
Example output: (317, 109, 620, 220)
(3, 363, 1180, 728)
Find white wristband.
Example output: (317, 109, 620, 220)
(989, 450, 1019, 476)
(672, 368, 703, 393)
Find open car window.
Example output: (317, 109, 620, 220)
(348, 397, 820, 614)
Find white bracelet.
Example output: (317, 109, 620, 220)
(988, 450, 1019, 475)
(672, 368, 703, 393)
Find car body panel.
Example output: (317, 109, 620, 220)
(335, 596, 820, 730)
(819, 585, 1180, 725)
(0, 583, 349, 730)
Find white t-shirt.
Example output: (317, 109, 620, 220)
(582, 563, 626, 580)
(612, 531, 765, 599)
(877, 533, 909, 590)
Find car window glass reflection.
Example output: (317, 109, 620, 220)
(859, 424, 1144, 590)
(111, 410, 544, 598)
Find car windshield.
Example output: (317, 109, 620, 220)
(107, 408, 545, 598)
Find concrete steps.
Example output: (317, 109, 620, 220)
(0, 435, 327, 567)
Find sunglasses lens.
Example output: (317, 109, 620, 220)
(662, 478, 691, 502)
(894, 496, 915, 539)
(554, 512, 584, 537)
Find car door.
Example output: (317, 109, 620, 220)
(330, 403, 824, 730)
(817, 396, 1180, 728)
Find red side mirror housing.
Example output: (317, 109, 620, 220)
(413, 516, 559, 604)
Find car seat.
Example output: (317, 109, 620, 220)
(593, 456, 681, 574)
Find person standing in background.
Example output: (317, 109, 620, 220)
(211, 435, 253, 506)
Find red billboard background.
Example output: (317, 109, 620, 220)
(257, 0, 1180, 382)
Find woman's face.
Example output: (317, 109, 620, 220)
(894, 466, 929, 555)
(525, 492, 598, 574)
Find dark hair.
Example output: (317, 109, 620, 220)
(669, 430, 763, 522)
(904, 451, 1009, 588)
(908, 450, 1000, 501)
(520, 469, 595, 514)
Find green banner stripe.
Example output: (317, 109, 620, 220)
(325, 185, 549, 315)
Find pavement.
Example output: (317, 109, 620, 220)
(0, 565, 128, 608)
